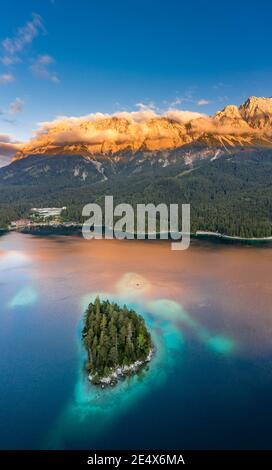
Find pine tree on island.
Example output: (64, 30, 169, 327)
(82, 296, 153, 386)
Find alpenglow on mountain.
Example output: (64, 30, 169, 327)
(1, 97, 272, 239)
(14, 97, 272, 161)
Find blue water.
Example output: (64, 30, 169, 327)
(0, 232, 272, 449)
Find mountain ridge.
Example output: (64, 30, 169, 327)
(13, 96, 272, 162)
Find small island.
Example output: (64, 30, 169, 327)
(82, 297, 153, 386)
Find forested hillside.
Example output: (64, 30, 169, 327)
(0, 148, 272, 237)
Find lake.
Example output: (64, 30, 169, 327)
(0, 232, 272, 450)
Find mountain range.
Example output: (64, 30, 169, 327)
(13, 96, 272, 165)
(0, 96, 272, 238)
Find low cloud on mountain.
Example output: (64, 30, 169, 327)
(0, 134, 23, 167)
(10, 97, 272, 161)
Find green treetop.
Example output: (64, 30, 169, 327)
(82, 297, 153, 379)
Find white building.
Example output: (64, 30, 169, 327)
(30, 207, 66, 218)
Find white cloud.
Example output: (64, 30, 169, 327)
(163, 109, 206, 123)
(30, 54, 60, 83)
(9, 97, 24, 114)
(170, 98, 183, 106)
(2, 13, 44, 59)
(37, 54, 53, 65)
(0, 134, 23, 166)
(135, 102, 157, 111)
(36, 105, 204, 128)
(0, 156, 11, 167)
(1, 55, 21, 66)
(114, 110, 157, 122)
(0, 73, 15, 84)
(197, 99, 210, 106)
(0, 14, 61, 86)
(36, 107, 207, 131)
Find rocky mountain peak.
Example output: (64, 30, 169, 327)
(215, 104, 241, 118)
(239, 96, 272, 128)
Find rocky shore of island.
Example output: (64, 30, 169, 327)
(88, 348, 154, 387)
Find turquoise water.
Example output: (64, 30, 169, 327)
(0, 232, 272, 449)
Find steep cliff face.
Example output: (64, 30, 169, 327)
(214, 105, 251, 131)
(13, 97, 272, 162)
(239, 96, 272, 129)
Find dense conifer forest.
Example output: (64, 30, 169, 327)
(82, 297, 153, 383)
(1, 150, 272, 238)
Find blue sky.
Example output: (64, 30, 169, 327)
(0, 0, 272, 141)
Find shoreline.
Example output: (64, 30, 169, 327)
(88, 349, 154, 388)
(2, 224, 272, 244)
(194, 230, 272, 242)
